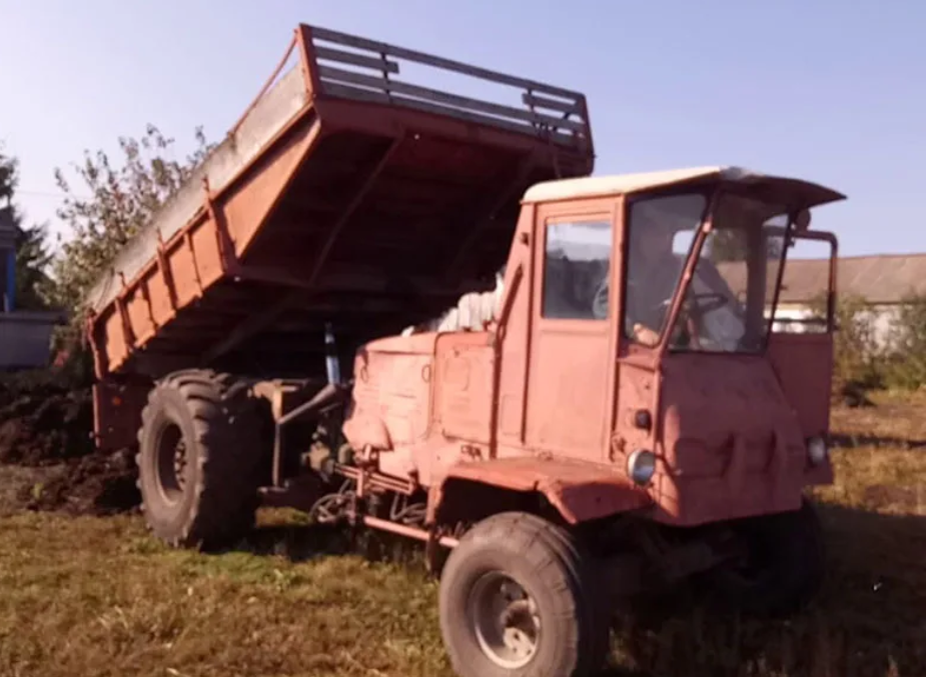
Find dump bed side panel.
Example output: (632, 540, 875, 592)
(88, 25, 594, 382)
(85, 64, 311, 317)
(89, 115, 321, 377)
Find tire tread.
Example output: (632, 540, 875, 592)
(137, 368, 261, 550)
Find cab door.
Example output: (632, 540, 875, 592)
(767, 229, 838, 439)
(524, 199, 618, 460)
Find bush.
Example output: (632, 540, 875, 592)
(817, 290, 926, 396)
(810, 294, 885, 396)
(881, 294, 926, 390)
(49, 124, 214, 320)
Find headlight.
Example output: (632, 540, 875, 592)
(807, 436, 828, 465)
(627, 449, 656, 485)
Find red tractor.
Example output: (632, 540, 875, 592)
(86, 25, 842, 677)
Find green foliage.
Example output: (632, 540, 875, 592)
(708, 226, 783, 264)
(48, 124, 214, 319)
(1, 124, 214, 362)
(833, 294, 883, 391)
(881, 294, 926, 389)
(805, 292, 883, 398)
(14, 223, 55, 310)
(808, 288, 926, 396)
(0, 147, 55, 311)
(0, 151, 14, 205)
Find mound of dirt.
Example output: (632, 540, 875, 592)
(16, 448, 140, 516)
(0, 386, 94, 466)
(0, 364, 140, 516)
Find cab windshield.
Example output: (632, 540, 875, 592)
(624, 191, 788, 353)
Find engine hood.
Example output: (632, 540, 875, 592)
(658, 353, 808, 479)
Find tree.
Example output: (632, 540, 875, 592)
(708, 227, 784, 264)
(0, 150, 14, 205)
(0, 147, 55, 311)
(882, 293, 926, 390)
(808, 291, 883, 397)
(49, 124, 214, 319)
(15, 223, 54, 310)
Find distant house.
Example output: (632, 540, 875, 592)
(781, 255, 926, 345)
(719, 254, 926, 346)
(0, 207, 63, 370)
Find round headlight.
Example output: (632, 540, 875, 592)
(627, 449, 656, 486)
(807, 436, 828, 465)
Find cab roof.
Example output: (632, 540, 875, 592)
(521, 166, 846, 209)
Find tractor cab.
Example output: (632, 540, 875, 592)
(343, 166, 844, 532)
(518, 166, 843, 525)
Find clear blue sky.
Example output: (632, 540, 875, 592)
(0, 0, 923, 257)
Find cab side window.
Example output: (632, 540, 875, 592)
(541, 219, 612, 320)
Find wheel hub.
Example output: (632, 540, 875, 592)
(469, 573, 541, 668)
(155, 423, 188, 504)
(173, 440, 187, 490)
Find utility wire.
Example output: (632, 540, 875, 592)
(14, 189, 92, 201)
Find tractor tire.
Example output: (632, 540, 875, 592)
(136, 369, 262, 551)
(705, 497, 826, 616)
(438, 511, 609, 677)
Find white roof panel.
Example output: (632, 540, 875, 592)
(521, 166, 845, 208)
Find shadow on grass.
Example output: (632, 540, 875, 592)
(236, 503, 926, 677)
(239, 519, 432, 570)
(602, 503, 926, 677)
(831, 432, 926, 450)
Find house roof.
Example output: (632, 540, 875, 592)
(717, 253, 926, 305)
(521, 165, 846, 208)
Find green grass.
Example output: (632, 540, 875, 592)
(821, 389, 926, 514)
(1, 392, 926, 676)
(0, 513, 449, 677)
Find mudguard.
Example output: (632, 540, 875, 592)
(434, 456, 654, 524)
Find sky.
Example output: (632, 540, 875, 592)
(0, 0, 924, 258)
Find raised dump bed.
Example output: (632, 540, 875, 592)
(85, 24, 594, 381)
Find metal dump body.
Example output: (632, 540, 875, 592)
(85, 24, 594, 380)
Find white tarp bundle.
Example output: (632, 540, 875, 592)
(402, 270, 505, 335)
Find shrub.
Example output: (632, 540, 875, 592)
(882, 294, 926, 390)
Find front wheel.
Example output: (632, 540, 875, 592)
(438, 512, 609, 677)
(705, 497, 826, 616)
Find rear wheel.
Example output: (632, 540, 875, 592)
(706, 498, 826, 616)
(136, 369, 263, 550)
(438, 512, 609, 677)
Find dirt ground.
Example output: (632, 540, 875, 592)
(0, 368, 139, 517)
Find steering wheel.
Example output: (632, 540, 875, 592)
(676, 291, 729, 348)
(594, 278, 674, 321)
(687, 291, 729, 315)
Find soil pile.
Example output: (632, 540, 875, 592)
(0, 377, 94, 465)
(0, 366, 140, 516)
(15, 448, 139, 516)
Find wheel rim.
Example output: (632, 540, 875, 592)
(155, 422, 187, 504)
(468, 572, 541, 669)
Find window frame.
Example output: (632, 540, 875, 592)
(619, 188, 712, 348)
(538, 213, 616, 323)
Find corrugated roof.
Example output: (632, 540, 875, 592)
(717, 254, 926, 305)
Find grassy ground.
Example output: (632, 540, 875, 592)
(1, 392, 926, 676)
(0, 512, 449, 677)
